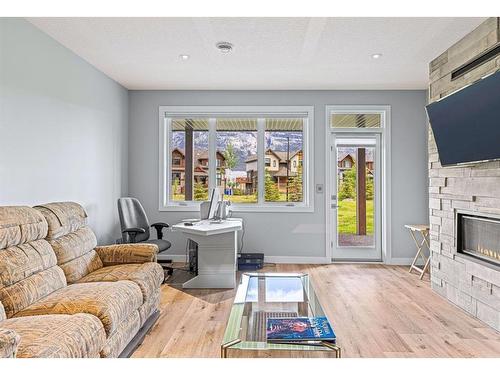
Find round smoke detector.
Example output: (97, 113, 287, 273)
(216, 41, 233, 53)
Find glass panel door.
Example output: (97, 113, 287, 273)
(330, 134, 381, 261)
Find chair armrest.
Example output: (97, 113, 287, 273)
(95, 243, 159, 266)
(0, 328, 20, 358)
(122, 227, 146, 243)
(151, 222, 170, 240)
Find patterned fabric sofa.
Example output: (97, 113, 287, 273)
(0, 203, 163, 358)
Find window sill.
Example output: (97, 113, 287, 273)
(159, 204, 314, 213)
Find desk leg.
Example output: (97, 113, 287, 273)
(182, 231, 237, 289)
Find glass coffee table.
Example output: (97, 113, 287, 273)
(221, 273, 341, 358)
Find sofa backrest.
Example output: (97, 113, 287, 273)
(0, 206, 67, 318)
(34, 202, 103, 283)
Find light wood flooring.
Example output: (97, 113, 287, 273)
(132, 263, 500, 358)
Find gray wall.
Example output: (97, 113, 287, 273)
(0, 18, 129, 244)
(129, 90, 429, 263)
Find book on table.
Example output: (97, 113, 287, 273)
(266, 317, 336, 343)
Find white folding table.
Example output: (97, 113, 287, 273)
(405, 224, 430, 280)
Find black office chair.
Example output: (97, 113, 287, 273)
(117, 197, 173, 276)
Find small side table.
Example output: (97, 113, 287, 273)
(405, 224, 430, 280)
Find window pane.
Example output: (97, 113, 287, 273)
(331, 113, 381, 128)
(170, 118, 209, 202)
(336, 145, 375, 247)
(216, 118, 258, 204)
(264, 118, 304, 203)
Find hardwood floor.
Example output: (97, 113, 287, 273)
(132, 264, 500, 358)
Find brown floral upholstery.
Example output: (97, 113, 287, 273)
(58, 250, 103, 284)
(34, 202, 87, 240)
(77, 263, 163, 302)
(138, 290, 160, 325)
(49, 226, 97, 264)
(0, 204, 162, 358)
(15, 281, 143, 337)
(0, 313, 105, 358)
(0, 267, 67, 318)
(0, 327, 20, 358)
(0, 207, 67, 319)
(101, 310, 141, 358)
(95, 243, 158, 266)
(0, 206, 48, 250)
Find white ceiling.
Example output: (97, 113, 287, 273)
(28, 17, 486, 90)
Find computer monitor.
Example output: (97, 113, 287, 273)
(206, 188, 220, 220)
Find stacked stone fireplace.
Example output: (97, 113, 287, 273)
(428, 17, 500, 331)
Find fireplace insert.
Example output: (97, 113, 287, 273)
(456, 210, 500, 267)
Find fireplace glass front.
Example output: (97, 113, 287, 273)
(457, 212, 500, 266)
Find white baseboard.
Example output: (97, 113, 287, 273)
(264, 256, 330, 264)
(163, 253, 330, 264)
(165, 254, 421, 266)
(388, 257, 424, 266)
(158, 254, 188, 262)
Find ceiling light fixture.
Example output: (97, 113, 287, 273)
(371, 53, 383, 59)
(216, 41, 233, 53)
(179, 54, 190, 61)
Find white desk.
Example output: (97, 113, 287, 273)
(172, 218, 242, 289)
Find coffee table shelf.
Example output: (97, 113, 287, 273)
(221, 273, 341, 358)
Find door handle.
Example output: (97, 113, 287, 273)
(331, 204, 338, 209)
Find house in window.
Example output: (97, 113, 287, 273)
(170, 148, 226, 194)
(337, 151, 374, 181)
(245, 149, 303, 193)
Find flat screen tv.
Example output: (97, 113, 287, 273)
(426, 70, 500, 167)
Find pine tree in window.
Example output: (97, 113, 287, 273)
(288, 164, 303, 202)
(194, 182, 208, 201)
(264, 169, 281, 201)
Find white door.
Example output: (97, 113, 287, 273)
(330, 133, 382, 261)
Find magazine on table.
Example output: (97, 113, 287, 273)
(266, 317, 336, 343)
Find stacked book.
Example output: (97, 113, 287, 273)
(266, 317, 336, 344)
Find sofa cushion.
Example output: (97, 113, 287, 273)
(138, 290, 160, 325)
(59, 250, 103, 284)
(34, 202, 87, 240)
(34, 203, 103, 282)
(0, 267, 67, 318)
(76, 263, 164, 302)
(100, 310, 141, 358)
(0, 327, 20, 358)
(49, 226, 97, 265)
(0, 313, 105, 358)
(0, 206, 67, 319)
(14, 281, 142, 336)
(0, 206, 48, 250)
(0, 239, 58, 288)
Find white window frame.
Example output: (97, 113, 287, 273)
(159, 106, 314, 213)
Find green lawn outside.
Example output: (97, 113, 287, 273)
(337, 199, 374, 234)
(172, 192, 296, 204)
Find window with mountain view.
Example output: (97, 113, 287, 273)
(169, 118, 209, 202)
(264, 118, 304, 203)
(161, 107, 312, 210)
(216, 118, 258, 204)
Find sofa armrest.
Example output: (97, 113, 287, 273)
(95, 243, 159, 266)
(0, 328, 20, 358)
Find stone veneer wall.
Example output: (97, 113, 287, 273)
(428, 17, 500, 331)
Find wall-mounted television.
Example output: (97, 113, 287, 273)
(425, 70, 500, 167)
